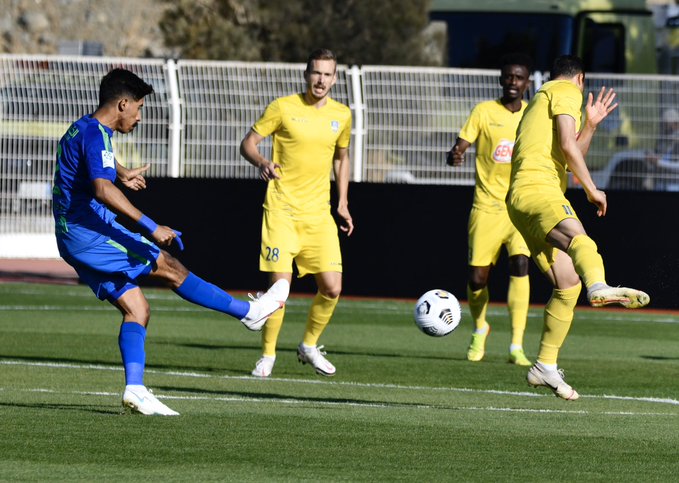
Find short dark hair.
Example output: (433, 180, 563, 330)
(550, 55, 585, 79)
(305, 48, 337, 73)
(98, 68, 154, 108)
(499, 52, 533, 72)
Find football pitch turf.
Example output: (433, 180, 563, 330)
(1, 282, 677, 481)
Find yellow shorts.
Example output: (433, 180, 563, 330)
(468, 206, 530, 266)
(260, 209, 342, 277)
(507, 185, 580, 273)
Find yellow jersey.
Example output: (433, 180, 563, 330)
(510, 80, 583, 193)
(253, 93, 352, 215)
(459, 99, 527, 212)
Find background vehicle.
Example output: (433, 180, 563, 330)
(429, 0, 657, 74)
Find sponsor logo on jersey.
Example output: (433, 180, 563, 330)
(492, 139, 514, 163)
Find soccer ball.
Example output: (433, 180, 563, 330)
(413, 289, 462, 337)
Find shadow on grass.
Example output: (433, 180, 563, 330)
(0, 400, 117, 415)
(152, 385, 447, 409)
(641, 355, 679, 361)
(0, 354, 245, 375)
(157, 342, 463, 362)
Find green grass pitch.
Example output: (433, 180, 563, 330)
(0, 282, 677, 481)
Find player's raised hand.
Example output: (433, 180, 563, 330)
(586, 86, 618, 128)
(259, 160, 281, 181)
(119, 163, 150, 191)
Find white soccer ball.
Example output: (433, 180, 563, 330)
(413, 289, 462, 337)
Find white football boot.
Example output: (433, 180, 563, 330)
(527, 363, 579, 401)
(297, 343, 336, 376)
(251, 355, 276, 378)
(587, 283, 649, 309)
(122, 385, 180, 416)
(241, 279, 290, 331)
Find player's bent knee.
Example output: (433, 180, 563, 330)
(322, 287, 342, 299)
(508, 255, 530, 277)
(152, 250, 190, 288)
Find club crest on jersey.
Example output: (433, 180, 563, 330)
(331, 120, 340, 133)
(101, 150, 115, 169)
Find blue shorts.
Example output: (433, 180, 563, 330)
(58, 220, 161, 302)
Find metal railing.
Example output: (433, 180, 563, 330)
(2, 54, 679, 257)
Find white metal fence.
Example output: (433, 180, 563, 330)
(2, 54, 679, 257)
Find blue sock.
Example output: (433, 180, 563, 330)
(118, 322, 146, 386)
(174, 272, 250, 319)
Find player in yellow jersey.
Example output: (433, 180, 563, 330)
(447, 53, 533, 366)
(507, 55, 649, 400)
(240, 48, 353, 378)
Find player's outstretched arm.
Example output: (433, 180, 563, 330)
(92, 178, 183, 249)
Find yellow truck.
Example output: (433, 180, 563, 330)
(430, 0, 657, 74)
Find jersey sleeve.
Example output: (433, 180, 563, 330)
(458, 104, 483, 144)
(252, 99, 282, 138)
(83, 125, 117, 183)
(551, 84, 583, 121)
(336, 109, 352, 149)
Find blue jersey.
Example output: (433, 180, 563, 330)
(53, 115, 119, 254)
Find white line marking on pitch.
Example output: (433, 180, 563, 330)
(11, 387, 677, 417)
(2, 359, 678, 408)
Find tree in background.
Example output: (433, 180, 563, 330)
(160, 0, 441, 66)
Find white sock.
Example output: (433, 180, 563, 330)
(473, 323, 490, 335)
(537, 362, 558, 371)
(509, 344, 522, 353)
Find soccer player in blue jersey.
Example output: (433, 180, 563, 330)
(52, 68, 289, 416)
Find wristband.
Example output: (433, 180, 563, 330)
(138, 214, 158, 235)
(173, 230, 184, 251)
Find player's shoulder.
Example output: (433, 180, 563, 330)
(276, 93, 304, 107)
(471, 99, 502, 115)
(81, 116, 113, 144)
(326, 97, 351, 118)
(543, 79, 580, 95)
(62, 115, 99, 142)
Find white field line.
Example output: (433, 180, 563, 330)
(7, 387, 675, 417)
(2, 289, 679, 321)
(2, 359, 678, 409)
(1, 302, 679, 323)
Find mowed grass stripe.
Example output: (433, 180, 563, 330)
(3, 358, 678, 407)
(1, 386, 674, 418)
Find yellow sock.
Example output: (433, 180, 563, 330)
(302, 292, 339, 347)
(508, 275, 530, 347)
(261, 305, 285, 357)
(537, 283, 581, 365)
(467, 284, 489, 332)
(567, 234, 606, 289)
